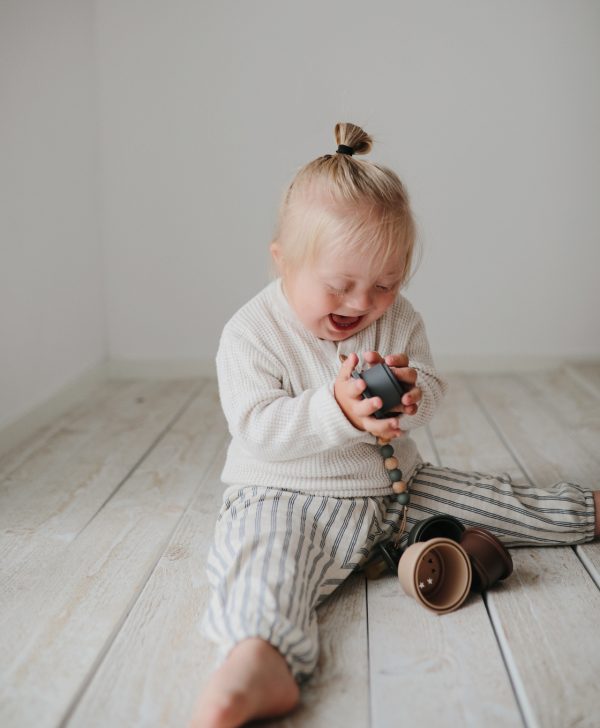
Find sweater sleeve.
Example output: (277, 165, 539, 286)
(395, 310, 448, 431)
(216, 324, 372, 462)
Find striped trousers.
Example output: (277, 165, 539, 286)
(200, 463, 596, 683)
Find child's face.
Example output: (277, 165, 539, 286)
(276, 245, 402, 341)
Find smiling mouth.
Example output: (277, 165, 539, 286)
(329, 313, 364, 331)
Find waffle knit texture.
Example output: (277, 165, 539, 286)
(216, 278, 448, 497)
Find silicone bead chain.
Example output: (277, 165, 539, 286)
(363, 434, 410, 578)
(377, 437, 409, 499)
(376, 435, 409, 544)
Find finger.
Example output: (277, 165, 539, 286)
(401, 386, 422, 406)
(365, 415, 400, 434)
(339, 352, 358, 380)
(354, 377, 367, 395)
(390, 366, 418, 386)
(356, 396, 382, 417)
(362, 350, 384, 367)
(384, 353, 409, 368)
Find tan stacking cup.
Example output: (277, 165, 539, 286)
(398, 537, 472, 614)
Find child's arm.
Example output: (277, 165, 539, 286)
(216, 325, 376, 462)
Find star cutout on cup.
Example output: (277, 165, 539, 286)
(427, 577, 434, 584)
(419, 581, 425, 589)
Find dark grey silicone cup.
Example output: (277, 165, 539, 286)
(351, 362, 410, 419)
(407, 515, 466, 547)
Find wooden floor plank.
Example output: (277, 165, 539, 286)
(519, 369, 600, 470)
(65, 443, 228, 728)
(0, 379, 203, 536)
(369, 576, 522, 728)
(0, 379, 131, 482)
(368, 375, 522, 728)
(0, 380, 203, 606)
(425, 374, 524, 481)
(484, 547, 600, 728)
(565, 362, 600, 399)
(469, 372, 600, 727)
(518, 369, 600, 587)
(469, 373, 598, 489)
(0, 381, 227, 728)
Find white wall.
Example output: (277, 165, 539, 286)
(96, 0, 600, 367)
(0, 0, 105, 431)
(2, 0, 599, 437)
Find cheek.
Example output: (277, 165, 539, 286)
(374, 293, 396, 314)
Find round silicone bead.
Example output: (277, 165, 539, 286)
(395, 492, 410, 505)
(388, 469, 403, 482)
(392, 480, 408, 494)
(380, 444, 394, 458)
(384, 456, 399, 470)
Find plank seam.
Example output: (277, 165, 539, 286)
(69, 381, 208, 543)
(564, 365, 600, 401)
(573, 544, 600, 590)
(443, 375, 536, 727)
(57, 434, 230, 728)
(463, 375, 536, 487)
(424, 424, 441, 466)
(0, 380, 137, 485)
(365, 577, 373, 728)
(483, 591, 537, 728)
(517, 374, 600, 469)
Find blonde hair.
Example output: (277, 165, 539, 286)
(271, 122, 420, 287)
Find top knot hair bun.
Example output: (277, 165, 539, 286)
(334, 122, 373, 157)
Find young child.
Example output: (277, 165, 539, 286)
(191, 123, 600, 728)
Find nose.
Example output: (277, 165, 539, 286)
(346, 289, 373, 313)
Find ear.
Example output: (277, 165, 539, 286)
(270, 241, 284, 273)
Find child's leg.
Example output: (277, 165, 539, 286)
(400, 463, 597, 549)
(192, 485, 379, 727)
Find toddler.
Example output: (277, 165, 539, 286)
(191, 123, 600, 728)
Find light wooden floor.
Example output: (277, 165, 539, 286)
(1, 366, 599, 728)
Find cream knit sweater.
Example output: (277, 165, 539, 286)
(216, 278, 448, 497)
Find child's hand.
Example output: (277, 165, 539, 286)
(334, 353, 406, 440)
(363, 350, 422, 416)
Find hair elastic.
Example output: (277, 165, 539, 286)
(336, 144, 354, 156)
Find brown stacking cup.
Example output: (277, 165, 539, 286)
(397, 537, 472, 614)
(459, 527, 513, 592)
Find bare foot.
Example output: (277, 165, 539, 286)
(188, 638, 301, 728)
